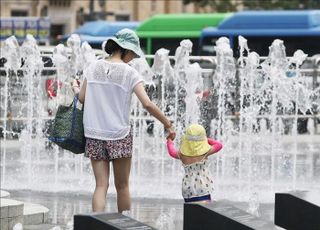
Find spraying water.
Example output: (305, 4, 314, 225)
(0, 35, 319, 204)
(1, 36, 20, 185)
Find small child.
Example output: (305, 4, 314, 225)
(166, 124, 223, 203)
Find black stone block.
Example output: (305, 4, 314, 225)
(275, 191, 320, 230)
(74, 212, 157, 230)
(184, 201, 278, 230)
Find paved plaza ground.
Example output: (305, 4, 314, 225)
(8, 189, 184, 229)
(2, 136, 319, 229)
(7, 189, 281, 230)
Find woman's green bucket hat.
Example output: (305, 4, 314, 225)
(104, 28, 144, 58)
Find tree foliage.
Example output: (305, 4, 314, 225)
(241, 0, 319, 10)
(183, 0, 320, 11)
(183, 0, 239, 12)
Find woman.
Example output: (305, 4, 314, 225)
(73, 28, 175, 213)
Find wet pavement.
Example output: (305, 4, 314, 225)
(7, 190, 184, 229)
(2, 138, 320, 229)
(5, 189, 285, 230)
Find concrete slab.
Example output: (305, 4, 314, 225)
(1, 215, 24, 230)
(0, 198, 24, 230)
(1, 198, 50, 229)
(0, 217, 9, 229)
(23, 224, 61, 230)
(8, 216, 24, 229)
(0, 198, 24, 218)
(23, 202, 49, 225)
(0, 190, 10, 198)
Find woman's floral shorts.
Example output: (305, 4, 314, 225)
(84, 130, 133, 161)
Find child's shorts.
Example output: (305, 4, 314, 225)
(84, 130, 133, 161)
(184, 194, 211, 203)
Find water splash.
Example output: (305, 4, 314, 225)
(67, 34, 82, 76)
(152, 48, 172, 76)
(174, 39, 192, 70)
(3, 36, 20, 71)
(238, 35, 249, 67)
(155, 208, 176, 230)
(131, 57, 154, 84)
(247, 192, 261, 217)
(1, 36, 21, 185)
(12, 223, 23, 230)
(51, 44, 71, 109)
(184, 62, 203, 124)
(1, 35, 319, 204)
(18, 34, 45, 188)
(81, 41, 97, 68)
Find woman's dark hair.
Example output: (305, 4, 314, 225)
(104, 40, 128, 59)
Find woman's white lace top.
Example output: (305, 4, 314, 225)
(83, 60, 143, 140)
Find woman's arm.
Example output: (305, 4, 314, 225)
(78, 78, 87, 104)
(134, 82, 175, 139)
(71, 79, 81, 95)
(167, 139, 179, 159)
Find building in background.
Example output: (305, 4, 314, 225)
(1, 0, 88, 43)
(1, 0, 203, 43)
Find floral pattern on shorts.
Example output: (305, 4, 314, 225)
(85, 130, 133, 161)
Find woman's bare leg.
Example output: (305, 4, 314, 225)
(113, 157, 131, 213)
(91, 159, 110, 212)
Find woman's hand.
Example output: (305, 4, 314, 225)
(165, 125, 176, 140)
(72, 79, 81, 94)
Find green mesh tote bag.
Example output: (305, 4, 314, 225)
(49, 96, 85, 154)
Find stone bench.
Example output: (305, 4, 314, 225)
(184, 201, 279, 230)
(23, 202, 49, 225)
(0, 196, 49, 230)
(275, 191, 320, 230)
(0, 198, 24, 230)
(0, 190, 10, 198)
(74, 212, 157, 230)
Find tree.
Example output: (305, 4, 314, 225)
(183, 0, 320, 11)
(242, 0, 305, 10)
(183, 0, 239, 12)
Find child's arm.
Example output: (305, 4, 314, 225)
(207, 138, 223, 154)
(166, 139, 179, 159)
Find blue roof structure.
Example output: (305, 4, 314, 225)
(202, 27, 320, 37)
(201, 10, 320, 38)
(75, 21, 140, 36)
(61, 21, 140, 45)
(218, 10, 320, 29)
